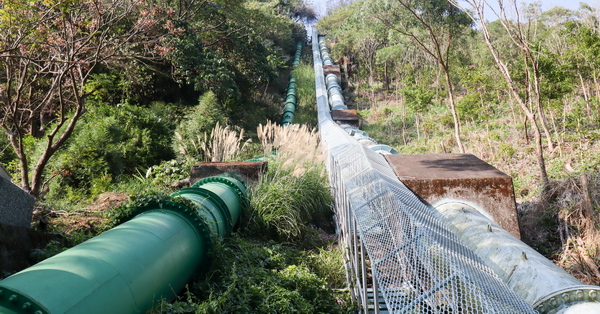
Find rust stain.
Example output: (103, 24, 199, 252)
(386, 154, 521, 238)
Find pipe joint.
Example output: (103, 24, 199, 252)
(534, 286, 600, 313)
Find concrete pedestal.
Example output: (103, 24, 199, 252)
(331, 110, 359, 127)
(190, 161, 267, 185)
(385, 153, 521, 238)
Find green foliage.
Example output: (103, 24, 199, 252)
(85, 73, 123, 105)
(402, 83, 435, 113)
(305, 246, 348, 288)
(173, 91, 227, 161)
(247, 161, 333, 242)
(290, 64, 318, 126)
(0, 133, 17, 166)
(456, 92, 484, 121)
(170, 35, 241, 102)
(149, 238, 354, 313)
(46, 103, 176, 200)
(145, 159, 190, 186)
(498, 143, 517, 159)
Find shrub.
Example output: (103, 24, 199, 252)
(145, 159, 190, 186)
(173, 91, 227, 161)
(45, 102, 175, 200)
(247, 160, 332, 241)
(149, 238, 352, 313)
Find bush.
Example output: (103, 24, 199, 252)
(45, 102, 176, 200)
(173, 91, 227, 161)
(247, 161, 332, 241)
(0, 133, 17, 166)
(145, 159, 190, 186)
(149, 238, 352, 314)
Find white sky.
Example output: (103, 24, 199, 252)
(307, 0, 600, 19)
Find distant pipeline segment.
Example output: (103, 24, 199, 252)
(0, 175, 247, 314)
(318, 36, 398, 156)
(282, 42, 303, 126)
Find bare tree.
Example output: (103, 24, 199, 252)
(372, 0, 471, 153)
(449, 0, 550, 187)
(0, 0, 171, 196)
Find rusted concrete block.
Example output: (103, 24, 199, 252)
(323, 65, 341, 81)
(385, 153, 521, 238)
(331, 109, 359, 127)
(190, 161, 267, 185)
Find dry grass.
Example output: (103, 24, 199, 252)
(257, 120, 323, 175)
(200, 122, 251, 162)
(175, 122, 251, 162)
(519, 175, 600, 285)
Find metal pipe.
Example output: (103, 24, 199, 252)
(435, 201, 600, 313)
(282, 42, 303, 126)
(0, 175, 247, 314)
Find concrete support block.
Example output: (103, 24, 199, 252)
(323, 65, 341, 81)
(385, 153, 521, 238)
(190, 161, 267, 185)
(0, 176, 34, 228)
(331, 109, 359, 127)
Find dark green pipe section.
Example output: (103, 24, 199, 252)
(282, 42, 303, 126)
(0, 175, 247, 314)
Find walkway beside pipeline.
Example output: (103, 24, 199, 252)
(311, 29, 534, 313)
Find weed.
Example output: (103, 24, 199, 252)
(247, 161, 332, 242)
(148, 237, 353, 313)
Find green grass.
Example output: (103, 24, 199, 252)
(246, 160, 333, 242)
(148, 237, 355, 313)
(289, 60, 318, 127)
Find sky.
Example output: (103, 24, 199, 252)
(307, 0, 600, 19)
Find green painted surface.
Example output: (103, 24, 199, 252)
(0, 175, 247, 313)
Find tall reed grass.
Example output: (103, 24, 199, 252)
(175, 122, 251, 162)
(248, 122, 331, 241)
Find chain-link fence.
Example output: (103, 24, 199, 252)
(312, 30, 536, 313)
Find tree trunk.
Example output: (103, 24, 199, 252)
(535, 99, 554, 152)
(475, 14, 549, 187)
(384, 61, 390, 91)
(532, 117, 550, 188)
(578, 69, 593, 122)
(443, 67, 465, 153)
(8, 133, 31, 193)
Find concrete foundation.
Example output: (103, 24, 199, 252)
(190, 161, 267, 185)
(331, 110, 359, 127)
(323, 65, 341, 81)
(0, 176, 34, 228)
(385, 153, 521, 238)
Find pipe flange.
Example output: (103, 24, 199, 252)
(534, 286, 600, 313)
(173, 187, 233, 236)
(193, 176, 248, 210)
(0, 287, 48, 314)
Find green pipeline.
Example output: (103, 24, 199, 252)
(0, 175, 247, 314)
(282, 42, 302, 126)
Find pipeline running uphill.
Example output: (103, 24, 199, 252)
(0, 175, 247, 314)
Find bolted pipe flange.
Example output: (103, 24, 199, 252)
(533, 286, 600, 313)
(0, 288, 48, 314)
(193, 176, 248, 211)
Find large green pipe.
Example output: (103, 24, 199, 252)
(0, 175, 246, 314)
(282, 42, 302, 126)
